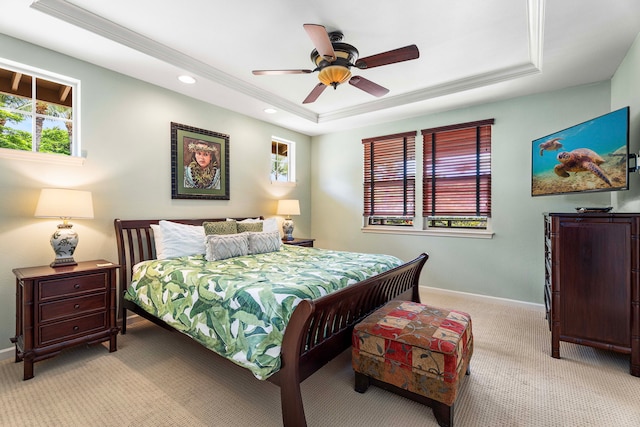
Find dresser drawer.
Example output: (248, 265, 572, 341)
(38, 312, 107, 346)
(40, 293, 107, 323)
(39, 273, 107, 301)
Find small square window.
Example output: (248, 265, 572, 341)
(271, 137, 296, 183)
(0, 62, 79, 157)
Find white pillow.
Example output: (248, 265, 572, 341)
(234, 217, 261, 223)
(262, 218, 279, 233)
(205, 233, 249, 261)
(158, 220, 206, 259)
(247, 231, 281, 255)
(149, 224, 165, 259)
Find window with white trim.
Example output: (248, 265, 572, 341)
(362, 120, 493, 232)
(422, 119, 493, 230)
(363, 131, 416, 226)
(271, 137, 296, 183)
(0, 60, 79, 156)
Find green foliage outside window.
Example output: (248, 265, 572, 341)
(1, 96, 71, 155)
(1, 68, 75, 156)
(271, 154, 289, 181)
(428, 217, 487, 229)
(0, 125, 71, 155)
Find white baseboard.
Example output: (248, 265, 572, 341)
(0, 346, 15, 361)
(420, 285, 545, 311)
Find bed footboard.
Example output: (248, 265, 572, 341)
(271, 252, 428, 427)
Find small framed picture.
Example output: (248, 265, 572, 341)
(171, 122, 229, 200)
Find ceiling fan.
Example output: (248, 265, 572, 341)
(252, 24, 420, 104)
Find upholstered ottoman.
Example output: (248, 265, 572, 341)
(352, 301, 473, 427)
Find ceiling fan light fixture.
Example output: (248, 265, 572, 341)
(318, 65, 352, 88)
(253, 24, 418, 103)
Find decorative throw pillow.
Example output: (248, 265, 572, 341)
(203, 220, 238, 235)
(237, 222, 263, 233)
(205, 233, 249, 261)
(158, 220, 206, 259)
(247, 231, 282, 255)
(149, 224, 165, 259)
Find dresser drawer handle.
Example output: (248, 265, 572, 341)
(74, 304, 80, 309)
(74, 284, 80, 289)
(73, 326, 79, 331)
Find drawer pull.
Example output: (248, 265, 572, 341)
(74, 304, 80, 309)
(73, 326, 79, 331)
(74, 284, 81, 289)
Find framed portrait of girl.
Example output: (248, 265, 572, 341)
(171, 122, 230, 199)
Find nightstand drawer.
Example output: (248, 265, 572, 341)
(40, 293, 107, 322)
(39, 272, 107, 301)
(39, 312, 107, 346)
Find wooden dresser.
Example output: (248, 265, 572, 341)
(544, 213, 639, 376)
(11, 260, 119, 380)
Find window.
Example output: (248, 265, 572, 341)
(271, 137, 296, 183)
(363, 131, 416, 225)
(422, 119, 494, 229)
(0, 61, 79, 157)
(362, 121, 493, 236)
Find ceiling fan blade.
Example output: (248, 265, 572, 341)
(252, 69, 313, 75)
(355, 45, 419, 69)
(302, 83, 327, 104)
(303, 24, 336, 62)
(348, 76, 389, 97)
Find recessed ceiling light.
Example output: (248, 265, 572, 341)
(264, 108, 277, 114)
(178, 75, 196, 84)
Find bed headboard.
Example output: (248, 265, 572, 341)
(113, 217, 263, 301)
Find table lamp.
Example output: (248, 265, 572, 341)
(34, 188, 94, 267)
(276, 199, 300, 241)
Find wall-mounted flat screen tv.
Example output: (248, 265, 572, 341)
(531, 106, 630, 197)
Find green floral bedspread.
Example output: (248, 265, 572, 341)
(125, 245, 402, 379)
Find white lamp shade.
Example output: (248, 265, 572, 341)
(276, 199, 300, 216)
(35, 189, 94, 219)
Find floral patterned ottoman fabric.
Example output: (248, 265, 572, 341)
(125, 245, 403, 380)
(352, 301, 473, 406)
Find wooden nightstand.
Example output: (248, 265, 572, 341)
(11, 260, 119, 380)
(282, 238, 315, 248)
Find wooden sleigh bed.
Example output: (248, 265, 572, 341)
(114, 217, 428, 427)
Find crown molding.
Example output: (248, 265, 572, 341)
(30, 0, 318, 123)
(31, 0, 544, 126)
(319, 62, 541, 123)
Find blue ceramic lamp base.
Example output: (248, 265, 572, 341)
(282, 218, 294, 241)
(50, 223, 78, 267)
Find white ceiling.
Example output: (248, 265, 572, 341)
(1, 0, 640, 136)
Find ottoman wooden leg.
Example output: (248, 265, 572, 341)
(354, 371, 370, 393)
(432, 401, 453, 427)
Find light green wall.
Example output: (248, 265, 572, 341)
(612, 31, 640, 211)
(311, 78, 640, 304)
(2, 29, 639, 353)
(0, 34, 312, 352)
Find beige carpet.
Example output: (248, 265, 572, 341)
(1, 288, 639, 427)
